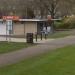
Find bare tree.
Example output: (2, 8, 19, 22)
(0, 0, 75, 19)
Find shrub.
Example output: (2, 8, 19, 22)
(55, 16, 75, 29)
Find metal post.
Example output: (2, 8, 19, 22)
(45, 34, 47, 39)
(9, 30, 11, 42)
(23, 22, 26, 42)
(35, 33, 37, 42)
(40, 33, 42, 40)
(6, 21, 7, 41)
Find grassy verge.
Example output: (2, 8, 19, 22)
(0, 45, 75, 75)
(47, 31, 71, 38)
(34, 30, 74, 39)
(0, 42, 34, 54)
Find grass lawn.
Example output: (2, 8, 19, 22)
(35, 30, 74, 39)
(47, 30, 72, 38)
(0, 45, 75, 75)
(0, 42, 34, 54)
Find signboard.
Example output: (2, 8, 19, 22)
(3, 16, 19, 20)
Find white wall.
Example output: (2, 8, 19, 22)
(0, 24, 7, 35)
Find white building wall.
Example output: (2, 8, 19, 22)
(0, 24, 7, 35)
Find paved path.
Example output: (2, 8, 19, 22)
(0, 36, 75, 67)
(0, 36, 54, 43)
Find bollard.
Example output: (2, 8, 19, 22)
(45, 34, 47, 39)
(44, 31, 48, 39)
(40, 33, 42, 40)
(35, 34, 37, 42)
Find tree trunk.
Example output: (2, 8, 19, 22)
(50, 3, 55, 33)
